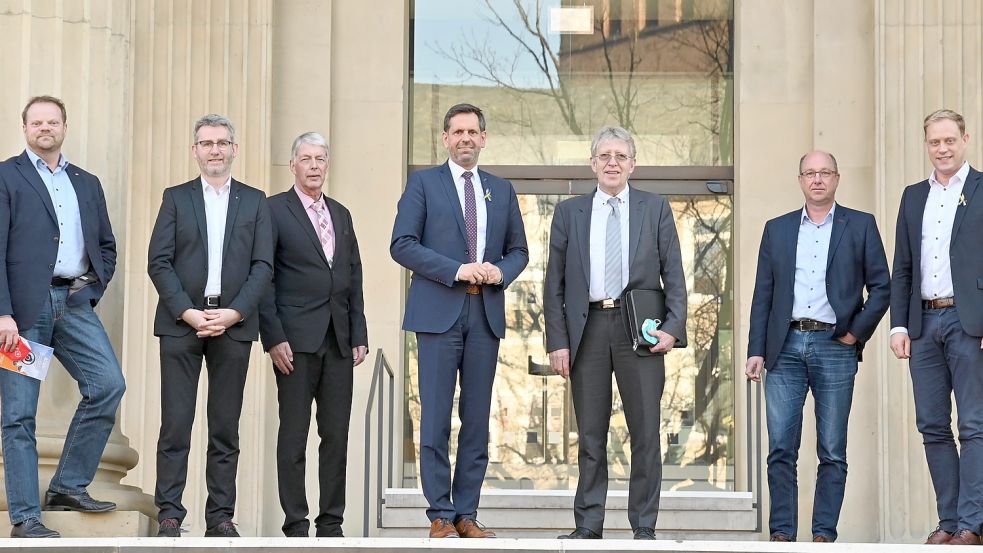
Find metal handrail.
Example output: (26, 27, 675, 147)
(362, 348, 395, 537)
(746, 378, 763, 532)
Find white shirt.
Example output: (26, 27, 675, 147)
(890, 161, 970, 336)
(448, 159, 487, 277)
(792, 204, 836, 323)
(588, 185, 630, 302)
(201, 177, 231, 296)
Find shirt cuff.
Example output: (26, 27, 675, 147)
(889, 327, 909, 336)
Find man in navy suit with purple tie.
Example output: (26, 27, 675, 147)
(390, 103, 528, 538)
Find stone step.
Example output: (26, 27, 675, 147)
(381, 488, 758, 534)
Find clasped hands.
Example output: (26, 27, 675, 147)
(457, 262, 503, 285)
(181, 308, 242, 338)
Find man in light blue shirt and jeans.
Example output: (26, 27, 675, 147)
(0, 96, 124, 538)
(745, 151, 890, 542)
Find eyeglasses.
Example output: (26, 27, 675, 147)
(799, 169, 838, 180)
(195, 140, 234, 150)
(595, 153, 633, 164)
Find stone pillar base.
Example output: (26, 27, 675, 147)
(0, 511, 153, 537)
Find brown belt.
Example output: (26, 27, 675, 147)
(466, 284, 481, 295)
(790, 319, 834, 332)
(923, 297, 955, 310)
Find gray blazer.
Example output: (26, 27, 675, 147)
(544, 186, 687, 364)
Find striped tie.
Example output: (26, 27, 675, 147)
(311, 200, 334, 268)
(605, 197, 622, 300)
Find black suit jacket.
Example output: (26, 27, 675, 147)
(259, 188, 367, 356)
(748, 204, 891, 366)
(891, 166, 983, 338)
(147, 178, 273, 342)
(0, 151, 116, 330)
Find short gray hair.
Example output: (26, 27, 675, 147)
(591, 126, 636, 158)
(798, 151, 839, 174)
(193, 114, 236, 143)
(291, 132, 330, 160)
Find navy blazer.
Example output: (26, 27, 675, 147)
(0, 151, 117, 330)
(748, 204, 890, 366)
(891, 166, 983, 338)
(390, 162, 528, 338)
(259, 188, 367, 356)
(147, 178, 273, 342)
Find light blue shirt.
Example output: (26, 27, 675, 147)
(792, 203, 836, 324)
(25, 148, 89, 278)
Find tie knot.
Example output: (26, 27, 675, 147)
(311, 199, 324, 212)
(463, 171, 474, 183)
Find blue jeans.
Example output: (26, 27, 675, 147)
(764, 328, 857, 541)
(909, 306, 983, 533)
(0, 287, 125, 524)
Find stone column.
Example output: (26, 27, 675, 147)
(0, 0, 156, 536)
(875, 0, 983, 543)
(119, 0, 276, 537)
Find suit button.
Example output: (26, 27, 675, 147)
(582, 313, 587, 318)
(49, 264, 54, 269)
(53, 236, 58, 241)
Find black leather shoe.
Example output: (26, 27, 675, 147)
(558, 527, 602, 539)
(633, 527, 656, 540)
(316, 526, 344, 537)
(11, 518, 59, 538)
(43, 490, 116, 513)
(204, 520, 240, 537)
(157, 518, 181, 537)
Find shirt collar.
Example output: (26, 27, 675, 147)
(800, 202, 836, 225)
(294, 184, 324, 209)
(929, 161, 971, 189)
(25, 148, 68, 173)
(448, 159, 479, 184)
(200, 176, 232, 196)
(594, 184, 630, 206)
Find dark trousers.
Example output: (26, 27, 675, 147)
(910, 306, 983, 533)
(570, 306, 666, 534)
(276, 324, 353, 536)
(154, 332, 251, 528)
(416, 294, 499, 522)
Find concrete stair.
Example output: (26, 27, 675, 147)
(379, 488, 759, 540)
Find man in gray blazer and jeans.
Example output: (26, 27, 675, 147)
(544, 126, 687, 540)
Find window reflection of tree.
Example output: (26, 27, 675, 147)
(426, 0, 734, 165)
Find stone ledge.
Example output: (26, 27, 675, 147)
(0, 537, 942, 552)
(0, 511, 152, 538)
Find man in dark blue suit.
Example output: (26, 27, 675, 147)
(0, 96, 125, 538)
(890, 110, 983, 545)
(390, 103, 528, 538)
(746, 151, 890, 543)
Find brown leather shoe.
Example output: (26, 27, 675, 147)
(455, 518, 496, 538)
(429, 518, 459, 538)
(813, 535, 832, 542)
(948, 529, 981, 545)
(769, 534, 792, 542)
(925, 526, 952, 544)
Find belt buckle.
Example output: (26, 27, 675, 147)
(601, 298, 615, 309)
(205, 295, 220, 308)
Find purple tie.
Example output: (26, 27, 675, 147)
(463, 171, 477, 263)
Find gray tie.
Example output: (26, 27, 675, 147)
(605, 197, 623, 300)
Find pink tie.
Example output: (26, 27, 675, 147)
(311, 200, 335, 267)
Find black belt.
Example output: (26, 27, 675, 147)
(204, 295, 221, 308)
(51, 276, 74, 287)
(923, 297, 954, 310)
(790, 319, 834, 332)
(589, 298, 621, 310)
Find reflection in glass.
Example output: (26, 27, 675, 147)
(410, 0, 734, 166)
(402, 192, 734, 491)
